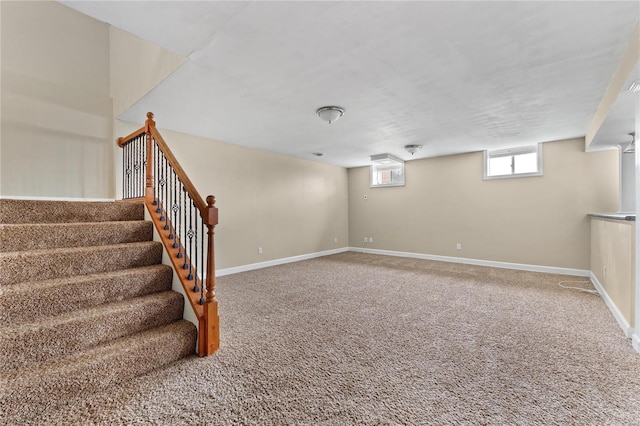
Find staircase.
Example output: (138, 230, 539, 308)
(0, 199, 197, 422)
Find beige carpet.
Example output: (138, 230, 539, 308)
(19, 252, 640, 425)
(0, 199, 196, 423)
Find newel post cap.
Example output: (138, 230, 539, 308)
(145, 112, 156, 131)
(205, 195, 219, 226)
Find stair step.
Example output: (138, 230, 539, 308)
(0, 241, 163, 286)
(0, 265, 174, 325)
(0, 320, 196, 423)
(0, 291, 185, 372)
(0, 220, 153, 252)
(0, 199, 144, 224)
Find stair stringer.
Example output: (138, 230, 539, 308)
(143, 203, 200, 335)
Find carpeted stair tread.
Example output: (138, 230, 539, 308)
(0, 291, 184, 372)
(0, 320, 196, 423)
(0, 199, 144, 224)
(0, 241, 163, 286)
(0, 265, 173, 324)
(0, 220, 153, 252)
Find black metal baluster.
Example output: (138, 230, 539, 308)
(178, 184, 187, 260)
(139, 135, 144, 198)
(135, 136, 140, 197)
(157, 147, 164, 214)
(192, 201, 199, 292)
(199, 215, 205, 305)
(133, 137, 138, 197)
(153, 141, 158, 206)
(187, 199, 194, 279)
(122, 145, 125, 199)
(169, 171, 176, 239)
(164, 157, 173, 230)
(128, 141, 133, 198)
(175, 181, 181, 252)
(158, 151, 166, 220)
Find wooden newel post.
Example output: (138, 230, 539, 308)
(144, 112, 155, 202)
(202, 195, 220, 355)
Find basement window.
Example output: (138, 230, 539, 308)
(370, 154, 405, 187)
(484, 144, 543, 179)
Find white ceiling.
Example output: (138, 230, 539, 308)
(60, 1, 639, 168)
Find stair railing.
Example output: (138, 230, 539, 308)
(117, 112, 219, 356)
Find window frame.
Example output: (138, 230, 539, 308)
(483, 144, 543, 180)
(370, 154, 405, 188)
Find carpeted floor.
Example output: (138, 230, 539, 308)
(26, 252, 640, 425)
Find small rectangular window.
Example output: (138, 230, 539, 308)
(484, 144, 542, 179)
(370, 154, 405, 187)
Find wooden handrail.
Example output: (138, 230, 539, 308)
(117, 112, 219, 356)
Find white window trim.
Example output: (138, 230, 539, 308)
(483, 143, 543, 180)
(370, 164, 406, 188)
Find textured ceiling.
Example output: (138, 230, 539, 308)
(61, 1, 639, 168)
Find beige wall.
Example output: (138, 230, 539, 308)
(1, 1, 113, 198)
(349, 138, 619, 270)
(591, 218, 635, 329)
(115, 121, 349, 270)
(109, 27, 186, 117)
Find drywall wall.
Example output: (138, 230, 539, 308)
(0, 1, 113, 199)
(109, 27, 186, 117)
(591, 217, 635, 330)
(349, 138, 619, 270)
(115, 120, 349, 270)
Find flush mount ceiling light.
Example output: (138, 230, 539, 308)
(316, 106, 344, 124)
(404, 144, 423, 155)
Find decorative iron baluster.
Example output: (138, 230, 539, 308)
(140, 135, 145, 198)
(199, 215, 205, 305)
(187, 200, 195, 280)
(169, 171, 176, 240)
(134, 136, 140, 197)
(152, 137, 157, 206)
(125, 142, 131, 198)
(174, 181, 181, 251)
(183, 186, 188, 258)
(192, 200, 199, 291)
(123, 142, 127, 198)
(164, 156, 170, 231)
(159, 151, 166, 220)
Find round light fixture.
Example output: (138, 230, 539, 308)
(316, 106, 344, 124)
(404, 144, 423, 155)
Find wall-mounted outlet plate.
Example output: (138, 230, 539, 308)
(258, 246, 263, 255)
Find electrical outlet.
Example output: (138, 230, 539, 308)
(369, 237, 373, 243)
(258, 246, 263, 255)
(456, 243, 462, 250)
(334, 236, 338, 243)
(364, 237, 368, 243)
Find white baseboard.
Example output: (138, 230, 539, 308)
(0, 195, 115, 202)
(216, 247, 349, 277)
(349, 247, 590, 277)
(590, 272, 633, 338)
(633, 333, 640, 354)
